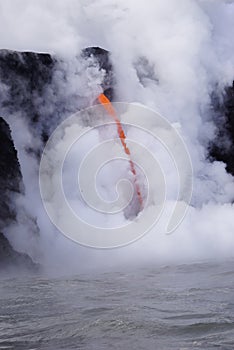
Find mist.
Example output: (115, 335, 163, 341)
(1, 0, 234, 272)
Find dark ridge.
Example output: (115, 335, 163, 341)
(209, 82, 234, 176)
(0, 50, 54, 93)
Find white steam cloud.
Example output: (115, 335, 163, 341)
(1, 0, 234, 270)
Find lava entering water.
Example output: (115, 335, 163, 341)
(98, 93, 143, 212)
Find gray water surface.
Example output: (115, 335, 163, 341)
(0, 261, 234, 349)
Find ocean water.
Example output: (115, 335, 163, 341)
(1, 260, 234, 350)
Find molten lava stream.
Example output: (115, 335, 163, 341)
(98, 93, 143, 213)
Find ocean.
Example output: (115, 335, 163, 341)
(1, 260, 234, 349)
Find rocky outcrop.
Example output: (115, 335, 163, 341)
(0, 50, 54, 144)
(209, 82, 234, 176)
(0, 117, 22, 228)
(82, 46, 114, 101)
(0, 117, 37, 270)
(0, 231, 37, 271)
(0, 47, 114, 145)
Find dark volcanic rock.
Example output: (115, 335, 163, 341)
(0, 232, 38, 271)
(0, 117, 22, 229)
(209, 82, 234, 176)
(0, 50, 55, 145)
(0, 117, 36, 270)
(0, 47, 114, 145)
(0, 50, 54, 103)
(82, 47, 114, 101)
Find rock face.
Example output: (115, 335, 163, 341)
(0, 117, 22, 229)
(209, 83, 234, 176)
(0, 47, 114, 144)
(82, 47, 114, 101)
(0, 47, 114, 269)
(0, 230, 37, 271)
(0, 50, 54, 144)
(0, 117, 36, 270)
